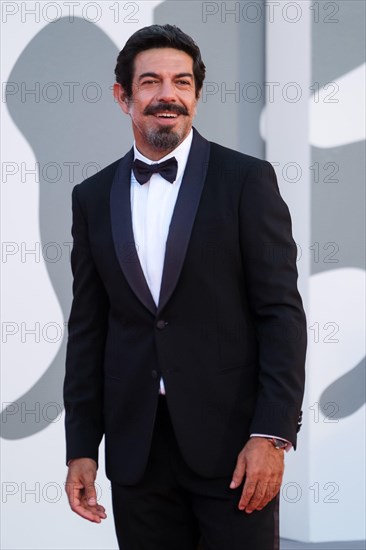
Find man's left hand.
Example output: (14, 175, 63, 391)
(230, 437, 285, 513)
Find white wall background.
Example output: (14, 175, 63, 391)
(1, 1, 365, 548)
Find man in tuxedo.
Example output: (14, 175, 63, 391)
(64, 24, 306, 549)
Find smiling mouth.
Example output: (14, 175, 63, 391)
(154, 113, 179, 119)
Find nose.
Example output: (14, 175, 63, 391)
(156, 79, 176, 103)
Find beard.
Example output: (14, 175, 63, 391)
(141, 102, 189, 151)
(145, 127, 181, 151)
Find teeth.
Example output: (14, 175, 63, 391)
(156, 113, 177, 118)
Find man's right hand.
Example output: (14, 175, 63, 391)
(65, 458, 107, 523)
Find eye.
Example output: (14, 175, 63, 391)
(141, 79, 158, 86)
(176, 80, 190, 86)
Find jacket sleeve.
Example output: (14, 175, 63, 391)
(239, 160, 306, 447)
(63, 185, 109, 466)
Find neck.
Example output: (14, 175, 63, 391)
(134, 144, 176, 161)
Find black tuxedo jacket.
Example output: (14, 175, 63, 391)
(64, 128, 306, 484)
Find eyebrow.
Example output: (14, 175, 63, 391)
(138, 72, 194, 81)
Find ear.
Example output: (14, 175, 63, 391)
(113, 83, 130, 115)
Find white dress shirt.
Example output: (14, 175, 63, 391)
(130, 129, 193, 394)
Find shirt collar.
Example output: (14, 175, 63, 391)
(133, 129, 193, 182)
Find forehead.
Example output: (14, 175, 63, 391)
(133, 48, 194, 77)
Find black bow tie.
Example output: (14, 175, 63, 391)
(132, 157, 178, 185)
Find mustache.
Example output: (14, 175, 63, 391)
(144, 103, 189, 116)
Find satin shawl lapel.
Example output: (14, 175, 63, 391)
(110, 148, 157, 315)
(158, 128, 211, 313)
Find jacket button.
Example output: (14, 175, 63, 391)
(156, 320, 167, 330)
(151, 370, 158, 379)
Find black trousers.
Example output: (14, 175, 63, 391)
(111, 396, 279, 550)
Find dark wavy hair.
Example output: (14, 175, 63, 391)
(115, 24, 206, 99)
